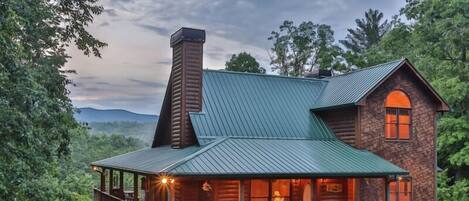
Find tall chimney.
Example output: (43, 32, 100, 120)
(169, 28, 205, 148)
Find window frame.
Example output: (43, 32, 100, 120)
(388, 177, 412, 201)
(249, 179, 292, 201)
(384, 90, 412, 141)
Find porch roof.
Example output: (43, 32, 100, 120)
(92, 138, 407, 177)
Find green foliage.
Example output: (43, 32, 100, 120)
(340, 9, 391, 53)
(438, 171, 469, 201)
(225, 52, 265, 73)
(399, 0, 469, 179)
(70, 127, 145, 171)
(0, 0, 106, 200)
(341, 1, 468, 183)
(87, 121, 156, 143)
(268, 21, 345, 76)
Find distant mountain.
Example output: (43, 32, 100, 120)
(75, 107, 158, 123)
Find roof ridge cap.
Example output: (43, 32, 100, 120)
(203, 69, 328, 82)
(161, 138, 228, 173)
(225, 136, 336, 141)
(329, 59, 404, 78)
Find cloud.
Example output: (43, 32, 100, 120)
(66, 0, 406, 114)
(136, 24, 171, 36)
(103, 9, 118, 17)
(156, 60, 171, 65)
(95, 81, 111, 85)
(99, 22, 110, 27)
(79, 76, 97, 80)
(128, 78, 166, 88)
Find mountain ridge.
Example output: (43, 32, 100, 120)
(75, 107, 159, 123)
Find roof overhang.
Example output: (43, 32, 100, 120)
(92, 138, 408, 177)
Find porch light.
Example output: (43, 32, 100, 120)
(161, 178, 168, 184)
(91, 166, 97, 171)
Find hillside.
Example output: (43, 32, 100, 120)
(75, 107, 158, 123)
(74, 107, 158, 144)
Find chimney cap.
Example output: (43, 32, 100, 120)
(170, 27, 206, 47)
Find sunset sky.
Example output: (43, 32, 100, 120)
(66, 0, 406, 114)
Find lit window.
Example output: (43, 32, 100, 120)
(389, 177, 412, 201)
(271, 179, 290, 201)
(385, 90, 411, 140)
(251, 179, 269, 201)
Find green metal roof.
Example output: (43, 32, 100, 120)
(190, 70, 334, 145)
(91, 146, 201, 174)
(92, 138, 407, 177)
(311, 59, 404, 111)
(190, 60, 405, 144)
(94, 60, 416, 177)
(168, 138, 407, 177)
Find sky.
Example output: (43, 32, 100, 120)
(66, 0, 406, 115)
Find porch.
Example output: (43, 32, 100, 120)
(91, 167, 391, 201)
(91, 139, 408, 201)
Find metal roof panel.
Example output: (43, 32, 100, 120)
(167, 138, 408, 177)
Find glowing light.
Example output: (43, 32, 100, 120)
(170, 178, 175, 184)
(161, 178, 168, 184)
(91, 166, 97, 171)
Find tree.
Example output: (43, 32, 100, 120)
(340, 9, 391, 53)
(313, 24, 346, 72)
(437, 170, 469, 201)
(0, 0, 106, 200)
(401, 0, 469, 180)
(225, 52, 265, 73)
(269, 21, 345, 76)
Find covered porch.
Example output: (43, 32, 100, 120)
(91, 171, 397, 201)
(91, 138, 407, 201)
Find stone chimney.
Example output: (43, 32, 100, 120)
(169, 28, 205, 148)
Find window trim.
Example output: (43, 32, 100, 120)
(249, 179, 292, 201)
(384, 90, 412, 141)
(388, 177, 413, 201)
(385, 107, 412, 141)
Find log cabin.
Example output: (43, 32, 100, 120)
(91, 27, 449, 201)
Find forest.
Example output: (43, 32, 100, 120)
(0, 0, 467, 200)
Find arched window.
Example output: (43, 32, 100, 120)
(385, 90, 411, 140)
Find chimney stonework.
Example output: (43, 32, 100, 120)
(169, 28, 205, 148)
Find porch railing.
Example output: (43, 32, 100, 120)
(94, 188, 124, 201)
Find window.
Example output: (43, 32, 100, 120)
(250, 179, 291, 201)
(385, 90, 411, 140)
(271, 179, 290, 201)
(389, 177, 412, 201)
(251, 179, 269, 201)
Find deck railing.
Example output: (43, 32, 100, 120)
(93, 188, 124, 201)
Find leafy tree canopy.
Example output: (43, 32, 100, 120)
(268, 21, 345, 76)
(225, 52, 265, 73)
(0, 0, 106, 199)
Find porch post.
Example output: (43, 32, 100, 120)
(100, 168, 106, 191)
(239, 179, 244, 201)
(311, 179, 318, 201)
(385, 176, 390, 201)
(119, 171, 124, 193)
(109, 169, 114, 192)
(134, 173, 139, 201)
